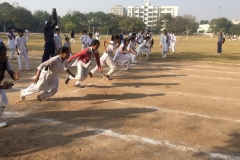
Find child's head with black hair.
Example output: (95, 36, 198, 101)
(0, 39, 5, 46)
(60, 46, 70, 59)
(55, 28, 60, 34)
(83, 30, 87, 34)
(145, 36, 151, 41)
(8, 27, 13, 33)
(123, 38, 131, 50)
(111, 35, 120, 41)
(132, 32, 137, 37)
(130, 36, 135, 43)
(65, 37, 69, 42)
(90, 39, 100, 51)
(89, 33, 93, 38)
(0, 44, 7, 63)
(18, 29, 24, 37)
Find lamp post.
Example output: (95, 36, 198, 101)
(219, 6, 221, 18)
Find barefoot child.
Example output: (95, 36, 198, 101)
(0, 44, 20, 127)
(20, 47, 75, 101)
(89, 35, 120, 80)
(65, 40, 102, 87)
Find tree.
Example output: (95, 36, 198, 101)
(210, 17, 233, 33)
(229, 24, 240, 35)
(118, 16, 146, 34)
(32, 10, 50, 32)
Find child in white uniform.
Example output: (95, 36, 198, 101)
(66, 40, 102, 88)
(63, 37, 72, 57)
(20, 47, 75, 101)
(7, 27, 16, 60)
(95, 31, 100, 40)
(160, 29, 171, 59)
(90, 35, 120, 80)
(113, 38, 132, 70)
(169, 31, 177, 54)
(54, 28, 62, 54)
(80, 30, 88, 50)
(127, 36, 137, 63)
(25, 29, 29, 42)
(15, 29, 31, 71)
(86, 33, 93, 47)
(134, 36, 151, 61)
(0, 44, 20, 127)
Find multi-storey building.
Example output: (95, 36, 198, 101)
(128, 0, 178, 27)
(110, 5, 127, 16)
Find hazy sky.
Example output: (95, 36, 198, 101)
(1, 0, 240, 22)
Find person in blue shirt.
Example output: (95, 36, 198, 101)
(42, 11, 58, 62)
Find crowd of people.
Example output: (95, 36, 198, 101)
(0, 11, 180, 128)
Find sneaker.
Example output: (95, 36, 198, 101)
(20, 89, 25, 101)
(0, 121, 7, 128)
(103, 75, 112, 80)
(89, 72, 93, 77)
(65, 74, 70, 84)
(132, 61, 138, 64)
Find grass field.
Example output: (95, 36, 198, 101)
(1, 32, 240, 65)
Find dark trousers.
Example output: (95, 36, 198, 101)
(217, 41, 222, 54)
(42, 42, 55, 62)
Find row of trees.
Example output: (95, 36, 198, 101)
(1, 2, 240, 35)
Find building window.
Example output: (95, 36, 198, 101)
(148, 9, 153, 12)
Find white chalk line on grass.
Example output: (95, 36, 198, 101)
(26, 117, 240, 160)
(103, 100, 240, 123)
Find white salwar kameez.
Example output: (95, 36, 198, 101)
(169, 34, 177, 53)
(135, 40, 151, 61)
(21, 56, 69, 99)
(90, 41, 117, 76)
(160, 34, 171, 58)
(113, 43, 131, 69)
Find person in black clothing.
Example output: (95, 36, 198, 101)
(70, 30, 75, 44)
(42, 12, 58, 62)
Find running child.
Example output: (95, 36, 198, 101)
(0, 44, 20, 127)
(20, 47, 75, 101)
(113, 38, 132, 70)
(134, 36, 151, 61)
(15, 29, 31, 71)
(65, 40, 102, 88)
(89, 35, 120, 80)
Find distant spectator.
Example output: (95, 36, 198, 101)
(6, 27, 16, 60)
(70, 30, 75, 44)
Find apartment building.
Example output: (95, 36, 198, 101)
(128, 0, 178, 27)
(110, 5, 127, 16)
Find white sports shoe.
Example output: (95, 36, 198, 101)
(20, 89, 25, 101)
(0, 121, 7, 128)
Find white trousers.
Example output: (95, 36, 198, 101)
(113, 53, 131, 69)
(170, 43, 175, 52)
(9, 49, 15, 59)
(70, 61, 89, 85)
(0, 106, 5, 117)
(18, 50, 30, 70)
(91, 54, 117, 76)
(22, 84, 58, 99)
(70, 38, 75, 43)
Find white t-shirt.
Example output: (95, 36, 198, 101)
(25, 30, 29, 37)
(7, 32, 16, 49)
(15, 36, 27, 51)
(95, 32, 100, 40)
(115, 43, 125, 56)
(127, 41, 135, 51)
(86, 38, 93, 46)
(137, 33, 144, 43)
(54, 34, 62, 49)
(63, 41, 71, 49)
(80, 34, 88, 44)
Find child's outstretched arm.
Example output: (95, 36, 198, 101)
(8, 70, 20, 81)
(65, 69, 75, 78)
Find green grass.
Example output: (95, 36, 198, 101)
(1, 32, 240, 65)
